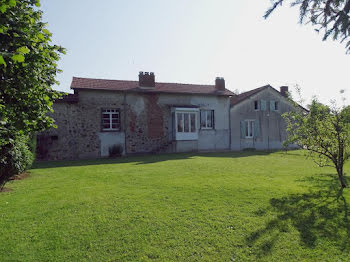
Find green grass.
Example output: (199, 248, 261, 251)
(1, 150, 350, 261)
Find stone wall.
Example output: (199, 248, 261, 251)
(38, 90, 125, 160)
(124, 93, 170, 153)
(38, 89, 231, 160)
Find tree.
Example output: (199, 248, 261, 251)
(0, 0, 64, 189)
(283, 100, 350, 188)
(265, 0, 350, 53)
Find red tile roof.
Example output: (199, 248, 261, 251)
(230, 84, 308, 112)
(70, 77, 234, 96)
(56, 93, 79, 103)
(230, 85, 270, 106)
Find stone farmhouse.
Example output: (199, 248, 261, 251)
(37, 72, 299, 160)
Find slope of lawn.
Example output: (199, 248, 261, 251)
(0, 150, 349, 261)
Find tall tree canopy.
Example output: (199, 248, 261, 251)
(284, 100, 350, 188)
(0, 0, 65, 137)
(0, 0, 64, 189)
(265, 0, 350, 53)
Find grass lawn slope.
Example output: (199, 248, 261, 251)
(1, 151, 349, 261)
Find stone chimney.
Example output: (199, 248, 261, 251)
(280, 86, 289, 97)
(139, 72, 155, 88)
(215, 77, 225, 91)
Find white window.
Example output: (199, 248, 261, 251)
(245, 120, 254, 138)
(200, 110, 214, 129)
(102, 109, 120, 131)
(177, 112, 196, 133)
(174, 108, 199, 140)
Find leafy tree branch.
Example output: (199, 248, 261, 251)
(265, 0, 350, 53)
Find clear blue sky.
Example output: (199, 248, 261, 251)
(41, 0, 350, 105)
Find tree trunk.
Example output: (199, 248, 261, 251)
(337, 166, 347, 188)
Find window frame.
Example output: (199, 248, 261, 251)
(200, 110, 214, 130)
(245, 120, 254, 138)
(270, 100, 279, 111)
(101, 108, 121, 132)
(173, 108, 199, 140)
(254, 100, 260, 111)
(176, 111, 197, 133)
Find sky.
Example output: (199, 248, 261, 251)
(41, 0, 350, 106)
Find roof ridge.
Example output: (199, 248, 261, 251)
(230, 85, 273, 107)
(72, 76, 138, 83)
(70, 76, 235, 96)
(72, 76, 215, 87)
(237, 85, 271, 96)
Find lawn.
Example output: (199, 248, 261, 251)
(0, 150, 350, 261)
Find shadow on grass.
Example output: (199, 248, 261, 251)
(31, 150, 274, 169)
(246, 174, 350, 258)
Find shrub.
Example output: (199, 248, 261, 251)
(243, 148, 256, 151)
(108, 144, 123, 158)
(0, 135, 34, 190)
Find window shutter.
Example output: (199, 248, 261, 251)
(270, 100, 275, 111)
(240, 120, 245, 138)
(254, 120, 260, 137)
(261, 100, 266, 111)
(172, 112, 175, 139)
(212, 110, 215, 129)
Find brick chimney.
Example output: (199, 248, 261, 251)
(139, 72, 155, 88)
(215, 77, 225, 91)
(280, 86, 289, 97)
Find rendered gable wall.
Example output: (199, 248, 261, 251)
(230, 88, 298, 151)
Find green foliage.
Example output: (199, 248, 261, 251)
(265, 0, 350, 53)
(0, 134, 34, 190)
(283, 100, 350, 187)
(0, 151, 349, 261)
(0, 0, 64, 186)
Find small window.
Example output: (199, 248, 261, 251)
(245, 120, 254, 138)
(200, 110, 214, 129)
(270, 100, 279, 111)
(254, 101, 259, 110)
(102, 109, 120, 131)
